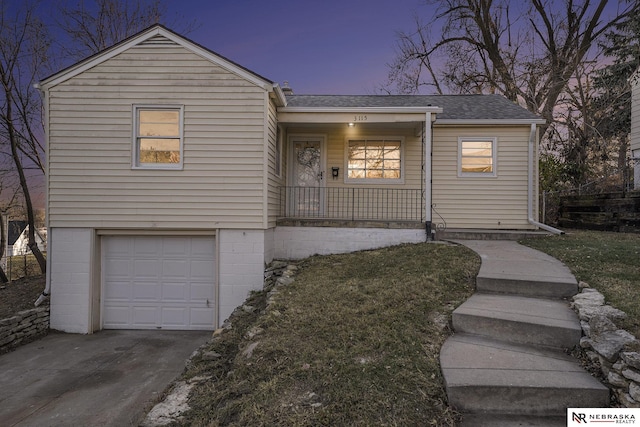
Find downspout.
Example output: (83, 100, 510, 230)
(424, 112, 433, 240)
(34, 81, 50, 306)
(527, 123, 564, 234)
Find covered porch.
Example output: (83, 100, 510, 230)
(276, 98, 442, 232)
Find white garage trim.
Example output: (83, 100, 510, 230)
(102, 235, 217, 330)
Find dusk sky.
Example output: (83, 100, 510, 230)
(161, 0, 427, 94)
(29, 0, 429, 95)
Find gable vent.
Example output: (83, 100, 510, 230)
(139, 34, 178, 46)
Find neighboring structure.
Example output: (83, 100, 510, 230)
(11, 225, 47, 256)
(631, 68, 640, 190)
(6, 220, 27, 257)
(39, 25, 547, 334)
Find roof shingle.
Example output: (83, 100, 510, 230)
(285, 94, 541, 121)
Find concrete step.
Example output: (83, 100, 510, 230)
(460, 414, 566, 426)
(452, 294, 582, 349)
(455, 240, 579, 298)
(437, 228, 551, 241)
(441, 334, 609, 416)
(477, 275, 578, 299)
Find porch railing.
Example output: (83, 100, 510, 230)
(279, 186, 424, 222)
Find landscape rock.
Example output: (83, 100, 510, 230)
(607, 371, 629, 388)
(621, 352, 640, 370)
(202, 351, 222, 361)
(630, 383, 640, 402)
(577, 305, 627, 323)
(141, 381, 193, 426)
(242, 341, 259, 358)
(588, 315, 617, 336)
(622, 368, 640, 383)
(588, 330, 637, 362)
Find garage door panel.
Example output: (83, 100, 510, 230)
(162, 259, 188, 277)
(134, 238, 162, 256)
(104, 281, 133, 300)
(190, 238, 215, 256)
(134, 259, 161, 278)
(190, 282, 214, 300)
(160, 307, 188, 328)
(103, 236, 216, 330)
(162, 282, 189, 300)
(132, 306, 158, 326)
(103, 306, 131, 327)
(162, 238, 189, 256)
(190, 260, 215, 278)
(132, 281, 160, 300)
(190, 307, 215, 329)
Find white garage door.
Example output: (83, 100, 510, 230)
(103, 236, 216, 330)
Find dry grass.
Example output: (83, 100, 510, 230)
(180, 242, 479, 426)
(521, 230, 640, 337)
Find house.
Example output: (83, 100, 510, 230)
(6, 220, 27, 256)
(631, 68, 640, 190)
(38, 25, 548, 334)
(11, 225, 47, 256)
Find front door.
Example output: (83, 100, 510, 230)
(290, 137, 325, 217)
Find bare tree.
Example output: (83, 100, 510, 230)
(56, 0, 195, 59)
(0, 2, 50, 274)
(388, 0, 636, 138)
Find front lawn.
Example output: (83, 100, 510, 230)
(521, 230, 640, 338)
(180, 242, 479, 426)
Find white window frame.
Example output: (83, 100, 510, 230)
(132, 105, 184, 170)
(458, 137, 497, 178)
(345, 137, 405, 184)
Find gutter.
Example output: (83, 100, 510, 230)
(34, 82, 51, 307)
(527, 123, 564, 235)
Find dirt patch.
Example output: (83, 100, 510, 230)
(0, 275, 46, 319)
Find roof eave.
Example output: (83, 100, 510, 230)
(434, 118, 546, 125)
(279, 106, 444, 114)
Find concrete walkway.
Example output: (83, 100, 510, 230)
(0, 330, 210, 427)
(441, 240, 609, 426)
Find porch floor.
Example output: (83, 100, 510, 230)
(276, 218, 424, 229)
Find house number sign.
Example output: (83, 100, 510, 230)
(354, 115, 367, 122)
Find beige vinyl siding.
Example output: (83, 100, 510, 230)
(432, 125, 534, 229)
(631, 76, 640, 152)
(266, 99, 284, 228)
(47, 45, 268, 229)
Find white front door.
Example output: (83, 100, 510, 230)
(290, 137, 325, 216)
(102, 235, 216, 330)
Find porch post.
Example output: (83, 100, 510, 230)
(424, 112, 433, 238)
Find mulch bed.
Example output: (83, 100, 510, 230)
(0, 275, 47, 319)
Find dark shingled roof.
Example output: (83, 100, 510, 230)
(285, 94, 542, 121)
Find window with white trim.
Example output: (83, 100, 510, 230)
(133, 106, 183, 169)
(347, 138, 403, 182)
(458, 137, 497, 177)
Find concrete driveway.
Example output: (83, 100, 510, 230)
(0, 330, 210, 427)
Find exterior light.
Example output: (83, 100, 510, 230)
(348, 122, 355, 127)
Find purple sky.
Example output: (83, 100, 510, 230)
(163, 0, 427, 94)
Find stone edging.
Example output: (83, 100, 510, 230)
(0, 305, 50, 354)
(572, 283, 640, 408)
(141, 260, 298, 426)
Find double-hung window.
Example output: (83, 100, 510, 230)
(133, 105, 184, 169)
(347, 138, 403, 183)
(458, 137, 497, 177)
